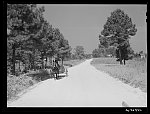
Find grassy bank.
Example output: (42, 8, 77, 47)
(7, 59, 85, 102)
(7, 69, 52, 102)
(91, 57, 147, 93)
(7, 74, 37, 102)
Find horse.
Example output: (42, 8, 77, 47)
(51, 58, 60, 80)
(52, 65, 60, 80)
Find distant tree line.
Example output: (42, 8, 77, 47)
(70, 46, 92, 60)
(92, 45, 146, 60)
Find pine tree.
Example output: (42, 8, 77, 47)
(7, 4, 45, 75)
(100, 9, 137, 65)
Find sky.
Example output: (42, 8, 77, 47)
(38, 4, 147, 54)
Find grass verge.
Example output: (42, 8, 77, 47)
(7, 69, 52, 102)
(91, 57, 147, 93)
(7, 59, 85, 102)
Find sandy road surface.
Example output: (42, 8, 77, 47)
(7, 59, 147, 107)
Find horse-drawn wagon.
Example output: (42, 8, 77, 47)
(46, 65, 68, 80)
(46, 57, 68, 80)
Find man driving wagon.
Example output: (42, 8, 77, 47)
(50, 56, 68, 80)
(52, 57, 60, 80)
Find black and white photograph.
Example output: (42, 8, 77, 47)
(6, 3, 147, 112)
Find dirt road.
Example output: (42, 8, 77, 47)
(7, 59, 147, 107)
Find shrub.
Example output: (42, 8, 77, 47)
(27, 69, 50, 81)
(7, 74, 36, 101)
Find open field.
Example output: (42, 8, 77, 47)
(91, 57, 147, 93)
(7, 59, 85, 102)
(63, 59, 86, 67)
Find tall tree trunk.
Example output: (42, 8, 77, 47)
(47, 56, 50, 66)
(29, 53, 35, 71)
(123, 59, 126, 65)
(61, 57, 63, 66)
(119, 48, 123, 65)
(41, 54, 44, 69)
(31, 57, 34, 70)
(12, 44, 16, 75)
(52, 56, 54, 66)
(19, 60, 21, 72)
(24, 62, 27, 73)
(45, 56, 47, 68)
(33, 50, 35, 71)
(29, 54, 32, 70)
